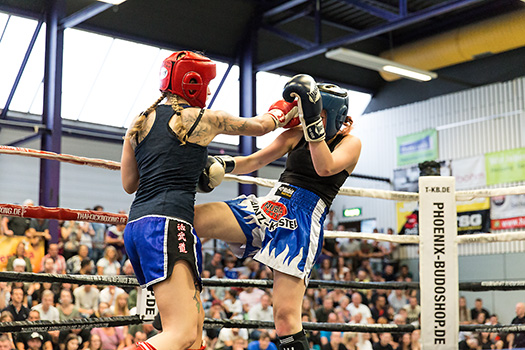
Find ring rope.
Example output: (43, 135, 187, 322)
(324, 230, 419, 244)
(2, 316, 525, 335)
(0, 146, 120, 170)
(455, 231, 525, 244)
(2, 145, 525, 201)
(0, 203, 127, 225)
(5, 272, 525, 291)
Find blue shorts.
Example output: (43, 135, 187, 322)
(124, 215, 203, 290)
(225, 183, 327, 283)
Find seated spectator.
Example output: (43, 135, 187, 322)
(39, 244, 66, 274)
(90, 310, 125, 350)
(458, 337, 479, 350)
(91, 302, 110, 319)
(6, 243, 33, 272)
(334, 256, 352, 281)
(232, 336, 248, 350)
(99, 285, 126, 309)
(396, 265, 412, 280)
(66, 245, 90, 275)
(22, 332, 45, 350)
(32, 290, 59, 321)
(28, 218, 51, 243)
(317, 258, 336, 281)
(111, 293, 130, 316)
(0, 310, 17, 350)
(204, 252, 224, 277)
(122, 331, 148, 350)
(459, 296, 472, 325)
(346, 293, 373, 324)
(222, 289, 243, 320)
(372, 333, 393, 350)
(387, 286, 408, 314)
(85, 333, 103, 350)
(342, 332, 359, 350)
(381, 264, 396, 282)
(247, 294, 274, 341)
(470, 298, 490, 322)
(73, 284, 99, 318)
(1, 201, 32, 236)
(0, 282, 9, 310)
(58, 316, 92, 350)
(90, 205, 108, 264)
(15, 310, 53, 350)
(105, 221, 126, 263)
(63, 334, 80, 350)
(61, 221, 82, 261)
(316, 297, 335, 323)
(321, 331, 347, 350)
(96, 246, 121, 276)
(402, 296, 420, 324)
(247, 331, 277, 350)
(2, 286, 30, 321)
(57, 289, 80, 321)
(239, 286, 265, 313)
(370, 295, 388, 323)
(215, 327, 249, 350)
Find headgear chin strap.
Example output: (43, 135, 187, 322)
(318, 83, 349, 139)
(160, 51, 217, 108)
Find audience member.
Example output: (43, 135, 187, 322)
(402, 296, 420, 324)
(39, 244, 66, 274)
(66, 245, 90, 275)
(90, 205, 107, 263)
(372, 333, 393, 350)
(99, 285, 126, 309)
(32, 290, 59, 321)
(105, 221, 126, 263)
(61, 221, 82, 261)
(347, 292, 373, 324)
(470, 298, 490, 322)
(90, 309, 125, 350)
(73, 284, 99, 317)
(15, 310, 53, 350)
(6, 243, 33, 272)
(238, 286, 265, 313)
(57, 289, 80, 321)
(96, 246, 121, 276)
(2, 286, 30, 321)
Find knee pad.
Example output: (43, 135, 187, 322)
(278, 330, 309, 350)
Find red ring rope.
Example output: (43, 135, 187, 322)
(0, 204, 127, 225)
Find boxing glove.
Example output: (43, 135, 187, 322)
(283, 74, 325, 142)
(266, 100, 298, 128)
(197, 155, 236, 193)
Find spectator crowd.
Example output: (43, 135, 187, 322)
(0, 205, 523, 350)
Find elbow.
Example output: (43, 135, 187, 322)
(316, 168, 335, 177)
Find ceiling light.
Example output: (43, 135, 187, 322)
(325, 47, 437, 82)
(97, 0, 127, 5)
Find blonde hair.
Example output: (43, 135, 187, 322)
(113, 293, 129, 316)
(126, 92, 192, 145)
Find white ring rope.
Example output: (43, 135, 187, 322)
(324, 230, 420, 244)
(455, 231, 525, 244)
(2, 146, 525, 201)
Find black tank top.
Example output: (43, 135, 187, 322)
(279, 134, 348, 207)
(128, 105, 208, 222)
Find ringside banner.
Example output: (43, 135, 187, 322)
(419, 176, 458, 350)
(396, 129, 438, 167)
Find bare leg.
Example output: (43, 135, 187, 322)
(147, 261, 203, 350)
(272, 270, 306, 336)
(194, 202, 246, 243)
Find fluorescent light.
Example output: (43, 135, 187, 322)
(97, 0, 127, 4)
(325, 47, 437, 82)
(383, 65, 434, 81)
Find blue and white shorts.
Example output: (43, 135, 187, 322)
(124, 215, 203, 291)
(225, 183, 327, 283)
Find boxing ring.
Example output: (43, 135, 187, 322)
(2, 145, 525, 350)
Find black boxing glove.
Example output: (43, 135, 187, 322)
(283, 74, 325, 142)
(197, 155, 236, 193)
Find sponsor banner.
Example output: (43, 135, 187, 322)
(0, 236, 45, 272)
(485, 148, 525, 185)
(396, 129, 438, 167)
(457, 198, 491, 235)
(491, 194, 525, 230)
(397, 197, 489, 235)
(451, 155, 486, 190)
(418, 176, 459, 350)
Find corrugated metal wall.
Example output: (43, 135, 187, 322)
(333, 76, 525, 257)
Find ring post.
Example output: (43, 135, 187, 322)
(137, 288, 157, 323)
(419, 176, 458, 349)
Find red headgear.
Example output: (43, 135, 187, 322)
(159, 51, 217, 108)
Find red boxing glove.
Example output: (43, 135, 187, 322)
(266, 100, 298, 128)
(283, 115, 301, 129)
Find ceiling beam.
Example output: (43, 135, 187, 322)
(257, 0, 483, 72)
(336, 0, 400, 20)
(261, 24, 315, 49)
(263, 0, 310, 18)
(60, 2, 113, 29)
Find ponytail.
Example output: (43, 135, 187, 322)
(126, 92, 167, 142)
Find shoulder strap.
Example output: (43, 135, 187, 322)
(185, 108, 206, 139)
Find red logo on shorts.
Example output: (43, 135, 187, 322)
(262, 201, 287, 221)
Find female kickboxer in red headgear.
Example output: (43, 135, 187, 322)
(120, 51, 299, 350)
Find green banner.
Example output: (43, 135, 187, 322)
(485, 148, 525, 185)
(396, 129, 438, 166)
